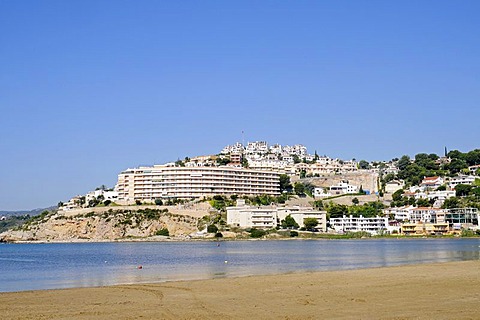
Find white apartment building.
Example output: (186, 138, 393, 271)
(448, 175, 476, 189)
(384, 206, 446, 224)
(227, 200, 327, 231)
(116, 165, 280, 204)
(329, 215, 391, 235)
(410, 207, 446, 223)
(384, 205, 415, 222)
(426, 190, 455, 201)
(248, 159, 290, 172)
(227, 206, 277, 229)
(445, 208, 479, 230)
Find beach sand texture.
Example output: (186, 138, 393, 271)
(1, 260, 479, 319)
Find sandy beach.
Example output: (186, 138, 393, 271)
(1, 260, 479, 319)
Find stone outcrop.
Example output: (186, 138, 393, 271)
(0, 208, 202, 242)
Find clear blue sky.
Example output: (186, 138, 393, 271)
(1, 1, 479, 211)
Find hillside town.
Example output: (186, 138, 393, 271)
(49, 141, 480, 239)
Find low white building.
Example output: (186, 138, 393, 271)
(330, 181, 358, 195)
(277, 207, 327, 232)
(226, 200, 327, 231)
(420, 176, 444, 190)
(449, 175, 476, 189)
(329, 215, 391, 235)
(468, 164, 480, 175)
(384, 206, 415, 222)
(85, 189, 119, 203)
(314, 187, 331, 198)
(426, 190, 455, 201)
(385, 180, 404, 194)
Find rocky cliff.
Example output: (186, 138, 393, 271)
(0, 208, 202, 242)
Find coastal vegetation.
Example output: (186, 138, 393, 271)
(0, 215, 31, 233)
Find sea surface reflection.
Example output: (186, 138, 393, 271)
(0, 238, 479, 292)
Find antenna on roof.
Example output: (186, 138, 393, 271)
(242, 130, 245, 147)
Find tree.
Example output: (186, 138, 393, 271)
(313, 200, 324, 209)
(303, 218, 319, 231)
(352, 197, 359, 205)
(294, 182, 305, 196)
(155, 228, 169, 236)
(442, 197, 460, 209)
(359, 185, 365, 194)
(465, 149, 480, 166)
(207, 224, 218, 233)
(416, 198, 430, 207)
(472, 187, 480, 198)
(279, 174, 292, 192)
(327, 204, 348, 218)
(447, 159, 468, 174)
(358, 160, 370, 170)
(392, 189, 404, 202)
(397, 155, 411, 171)
(281, 214, 299, 229)
(175, 159, 185, 167)
(447, 150, 465, 160)
(436, 185, 447, 191)
(216, 157, 231, 166)
(455, 184, 473, 197)
(249, 228, 266, 238)
(241, 157, 249, 168)
(155, 199, 164, 206)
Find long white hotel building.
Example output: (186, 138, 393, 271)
(115, 165, 280, 204)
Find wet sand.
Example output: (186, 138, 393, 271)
(1, 260, 479, 319)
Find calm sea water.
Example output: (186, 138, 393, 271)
(1, 238, 479, 292)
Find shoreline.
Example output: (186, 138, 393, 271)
(1, 260, 479, 319)
(1, 234, 477, 244)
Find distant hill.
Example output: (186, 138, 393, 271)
(0, 206, 57, 218)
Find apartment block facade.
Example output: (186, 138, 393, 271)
(115, 165, 280, 204)
(226, 200, 327, 231)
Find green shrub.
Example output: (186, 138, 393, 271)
(461, 229, 476, 237)
(249, 228, 266, 238)
(155, 228, 169, 236)
(207, 224, 218, 233)
(290, 230, 299, 237)
(214, 232, 223, 238)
